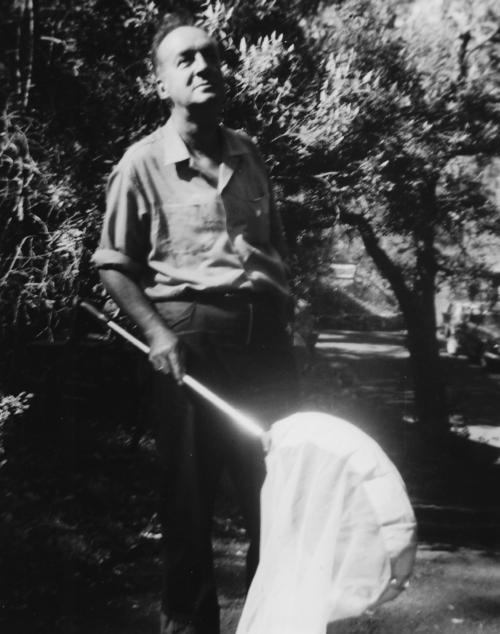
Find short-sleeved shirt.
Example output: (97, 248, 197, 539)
(93, 119, 290, 302)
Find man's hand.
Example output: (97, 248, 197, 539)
(147, 326, 185, 384)
(97, 269, 186, 385)
(260, 430, 272, 454)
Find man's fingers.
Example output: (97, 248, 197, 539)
(168, 351, 184, 384)
(152, 354, 170, 373)
(150, 347, 172, 372)
(151, 348, 184, 384)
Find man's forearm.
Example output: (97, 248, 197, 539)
(98, 268, 166, 341)
(98, 268, 184, 382)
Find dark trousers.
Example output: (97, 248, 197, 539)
(150, 296, 298, 634)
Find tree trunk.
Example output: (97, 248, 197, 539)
(342, 206, 450, 441)
(404, 195, 449, 440)
(4, 0, 35, 109)
(405, 300, 449, 441)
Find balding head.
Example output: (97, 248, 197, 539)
(151, 14, 198, 71)
(154, 24, 224, 111)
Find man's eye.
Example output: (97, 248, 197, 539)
(178, 55, 193, 67)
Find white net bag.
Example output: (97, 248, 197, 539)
(236, 412, 417, 634)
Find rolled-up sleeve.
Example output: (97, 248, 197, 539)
(92, 161, 149, 278)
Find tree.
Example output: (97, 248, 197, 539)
(291, 0, 500, 438)
(204, 0, 500, 438)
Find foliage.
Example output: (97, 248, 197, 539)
(0, 1, 161, 343)
(0, 112, 101, 342)
(324, 0, 500, 276)
(0, 390, 32, 461)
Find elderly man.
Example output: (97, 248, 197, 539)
(93, 15, 297, 634)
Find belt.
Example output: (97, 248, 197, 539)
(157, 290, 290, 346)
(176, 288, 282, 307)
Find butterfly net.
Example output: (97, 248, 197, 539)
(236, 412, 417, 634)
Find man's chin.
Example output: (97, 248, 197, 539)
(189, 93, 223, 108)
(196, 88, 220, 99)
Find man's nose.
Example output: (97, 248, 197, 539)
(193, 51, 210, 73)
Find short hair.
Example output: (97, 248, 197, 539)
(150, 12, 195, 72)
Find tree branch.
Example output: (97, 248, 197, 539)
(457, 30, 471, 82)
(340, 209, 413, 312)
(466, 26, 500, 59)
(457, 25, 500, 82)
(21, 0, 35, 109)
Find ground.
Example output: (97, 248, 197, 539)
(2, 329, 500, 633)
(71, 542, 500, 633)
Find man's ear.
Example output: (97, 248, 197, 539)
(156, 78, 169, 100)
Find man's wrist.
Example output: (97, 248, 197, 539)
(143, 316, 172, 342)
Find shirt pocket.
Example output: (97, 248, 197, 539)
(225, 191, 271, 246)
(151, 198, 226, 266)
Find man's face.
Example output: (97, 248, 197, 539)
(155, 26, 224, 110)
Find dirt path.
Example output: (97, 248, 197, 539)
(72, 540, 500, 634)
(330, 545, 500, 634)
(313, 329, 500, 436)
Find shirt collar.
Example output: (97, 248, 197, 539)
(222, 126, 250, 158)
(162, 119, 249, 165)
(162, 119, 191, 165)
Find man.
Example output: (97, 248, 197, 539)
(93, 15, 297, 634)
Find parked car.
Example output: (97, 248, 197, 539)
(441, 300, 483, 355)
(454, 310, 500, 369)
